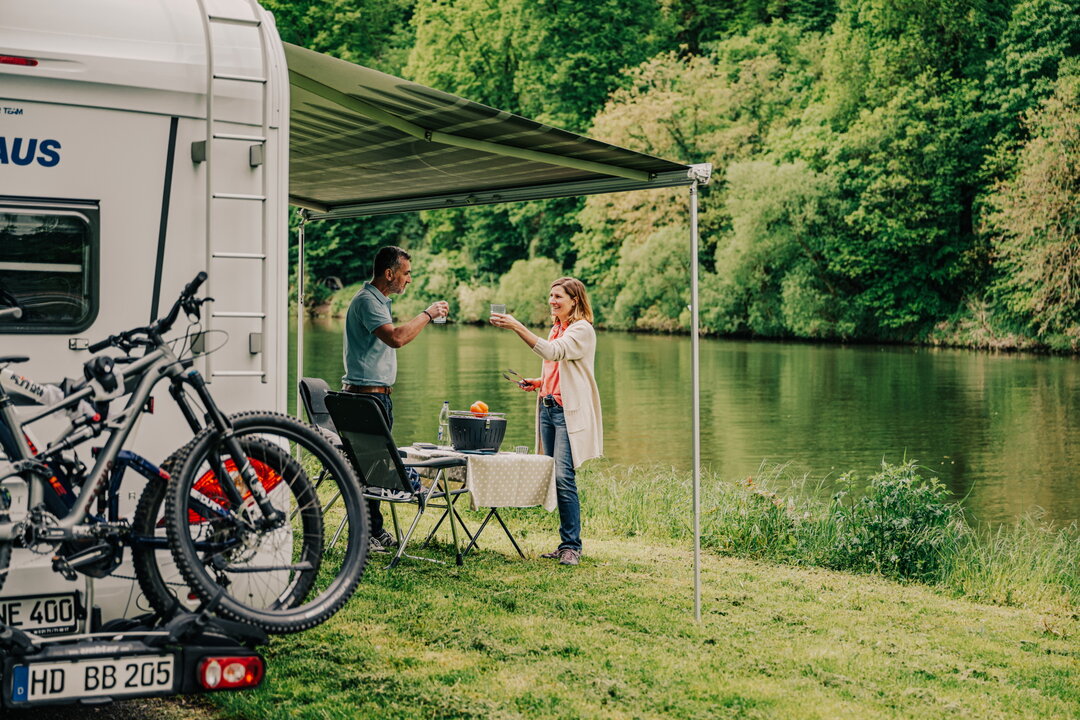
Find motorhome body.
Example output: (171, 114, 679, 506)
(0, 0, 290, 629)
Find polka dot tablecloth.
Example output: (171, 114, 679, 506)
(406, 445, 557, 512)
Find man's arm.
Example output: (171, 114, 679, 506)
(372, 301, 448, 348)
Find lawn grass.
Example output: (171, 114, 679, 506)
(205, 510, 1078, 720)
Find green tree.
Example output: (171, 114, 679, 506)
(293, 213, 424, 290)
(984, 0, 1080, 132)
(609, 226, 692, 331)
(985, 70, 1080, 345)
(405, 0, 672, 280)
(497, 258, 563, 326)
(819, 75, 985, 334)
(705, 160, 855, 337)
(263, 0, 416, 74)
(576, 24, 825, 319)
(512, 0, 667, 130)
(822, 0, 1009, 128)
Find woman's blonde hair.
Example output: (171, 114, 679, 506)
(551, 277, 593, 324)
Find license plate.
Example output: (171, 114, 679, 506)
(10, 654, 175, 704)
(0, 593, 79, 635)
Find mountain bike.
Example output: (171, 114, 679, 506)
(0, 273, 368, 634)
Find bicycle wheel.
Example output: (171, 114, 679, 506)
(132, 437, 306, 620)
(164, 412, 368, 634)
(130, 443, 195, 619)
(0, 494, 10, 594)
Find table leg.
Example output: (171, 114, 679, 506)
(492, 509, 527, 559)
(462, 509, 496, 558)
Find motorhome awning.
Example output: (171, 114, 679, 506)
(286, 43, 712, 621)
(284, 43, 699, 220)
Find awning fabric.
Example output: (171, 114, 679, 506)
(285, 43, 694, 220)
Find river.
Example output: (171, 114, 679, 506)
(290, 319, 1080, 526)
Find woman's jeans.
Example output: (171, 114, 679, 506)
(539, 400, 581, 552)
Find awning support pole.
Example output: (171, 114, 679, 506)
(685, 163, 710, 622)
(295, 209, 309, 423)
(690, 178, 702, 623)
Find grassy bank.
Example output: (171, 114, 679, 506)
(584, 462, 1079, 612)
(203, 464, 1077, 720)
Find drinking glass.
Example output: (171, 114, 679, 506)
(490, 303, 507, 315)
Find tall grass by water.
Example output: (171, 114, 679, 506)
(578, 460, 1079, 611)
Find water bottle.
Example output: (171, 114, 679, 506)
(437, 400, 450, 446)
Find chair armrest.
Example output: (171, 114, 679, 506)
(405, 457, 467, 469)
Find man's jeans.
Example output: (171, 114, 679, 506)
(539, 400, 581, 552)
(347, 390, 393, 536)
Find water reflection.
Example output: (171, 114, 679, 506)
(290, 319, 1080, 525)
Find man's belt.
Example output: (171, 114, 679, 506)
(342, 383, 392, 395)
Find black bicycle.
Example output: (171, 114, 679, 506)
(0, 273, 368, 634)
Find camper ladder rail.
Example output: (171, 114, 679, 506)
(195, 0, 272, 383)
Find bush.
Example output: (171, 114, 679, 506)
(610, 226, 690, 331)
(578, 462, 1077, 608)
(456, 283, 497, 323)
(828, 461, 967, 582)
(497, 258, 564, 326)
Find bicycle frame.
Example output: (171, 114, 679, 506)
(0, 343, 244, 543)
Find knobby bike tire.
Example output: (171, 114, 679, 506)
(130, 443, 193, 619)
(0, 508, 10, 594)
(132, 437, 307, 620)
(164, 412, 368, 634)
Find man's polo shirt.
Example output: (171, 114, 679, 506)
(342, 282, 396, 387)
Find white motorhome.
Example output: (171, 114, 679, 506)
(0, 0, 288, 636)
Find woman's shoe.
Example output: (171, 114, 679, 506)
(558, 548, 581, 566)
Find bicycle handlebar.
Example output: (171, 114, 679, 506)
(89, 272, 209, 352)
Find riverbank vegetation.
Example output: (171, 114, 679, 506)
(271, 0, 1080, 351)
(205, 461, 1077, 719)
(586, 461, 1078, 611)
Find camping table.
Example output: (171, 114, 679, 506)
(405, 445, 557, 558)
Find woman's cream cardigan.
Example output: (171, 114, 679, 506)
(531, 320, 603, 469)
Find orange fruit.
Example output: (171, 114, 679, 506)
(469, 400, 489, 417)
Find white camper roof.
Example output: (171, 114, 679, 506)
(284, 44, 697, 219)
(0, 0, 266, 120)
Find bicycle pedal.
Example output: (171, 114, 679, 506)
(50, 556, 78, 582)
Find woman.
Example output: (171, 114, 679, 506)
(490, 277, 603, 566)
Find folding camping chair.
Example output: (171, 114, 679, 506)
(298, 377, 357, 549)
(323, 391, 473, 568)
(298, 377, 340, 443)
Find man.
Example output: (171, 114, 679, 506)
(342, 245, 449, 551)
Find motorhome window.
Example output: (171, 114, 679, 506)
(0, 208, 97, 332)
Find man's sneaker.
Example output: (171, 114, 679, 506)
(366, 486, 413, 501)
(558, 548, 581, 566)
(369, 531, 398, 552)
(540, 549, 561, 559)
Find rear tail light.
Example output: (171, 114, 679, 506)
(0, 55, 38, 67)
(198, 656, 264, 690)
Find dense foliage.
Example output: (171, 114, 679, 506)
(279, 0, 1080, 349)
